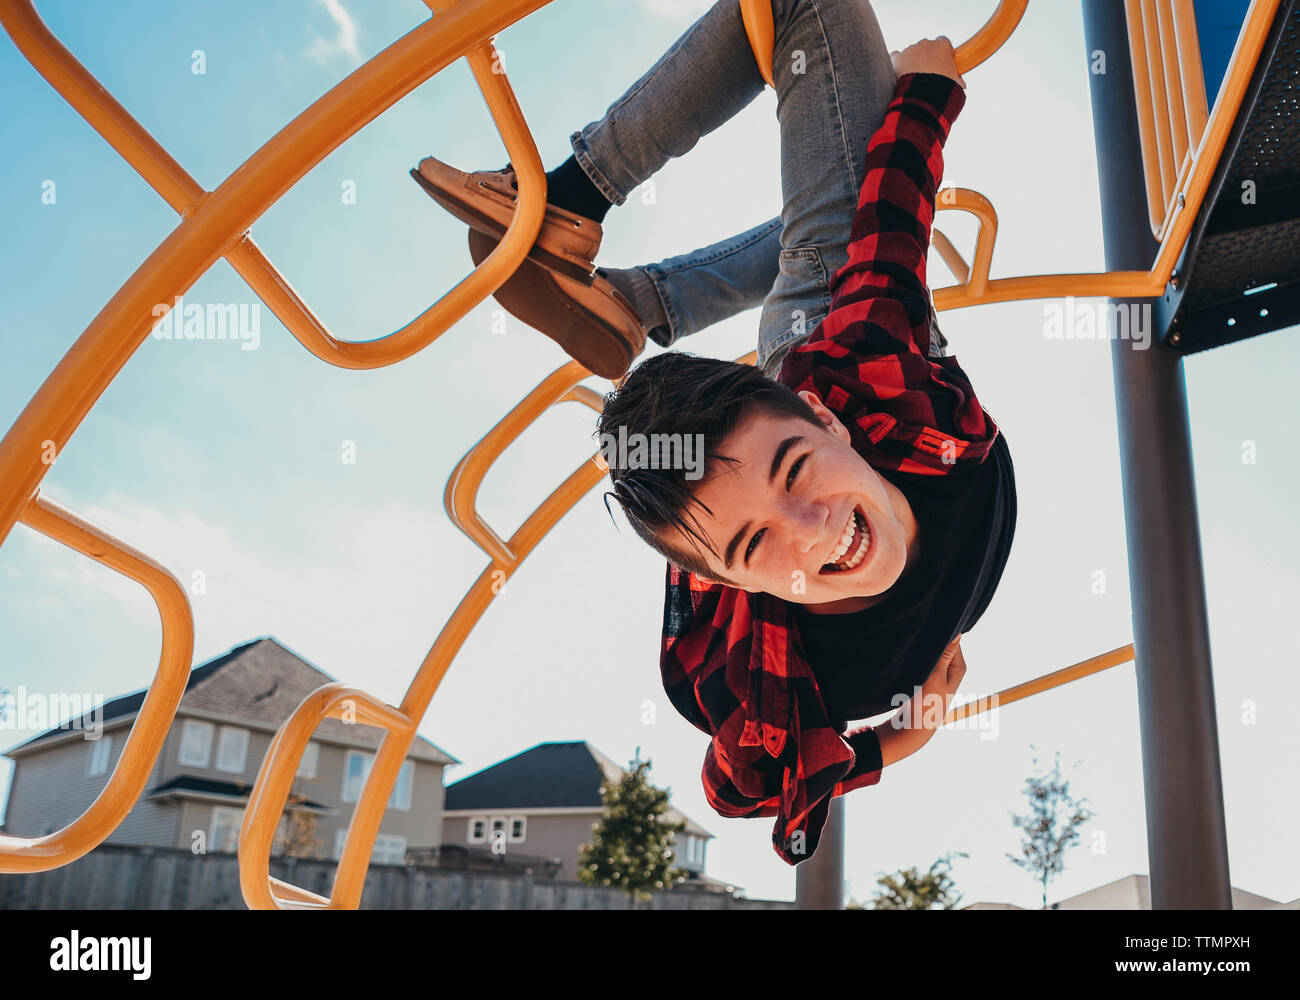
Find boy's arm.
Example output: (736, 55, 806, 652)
(781, 69, 965, 375)
(847, 636, 968, 770)
(777, 66, 998, 471)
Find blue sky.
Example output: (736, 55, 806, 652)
(1, 0, 1296, 907)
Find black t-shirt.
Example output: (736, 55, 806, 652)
(792, 431, 1016, 728)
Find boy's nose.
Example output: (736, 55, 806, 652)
(786, 501, 832, 560)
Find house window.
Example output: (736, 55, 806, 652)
(390, 760, 412, 811)
(468, 817, 486, 842)
(373, 834, 407, 865)
(178, 719, 214, 766)
(342, 751, 368, 802)
(87, 735, 112, 777)
(341, 751, 414, 809)
(297, 741, 319, 779)
(509, 816, 526, 842)
(210, 806, 244, 854)
(215, 726, 249, 774)
(333, 830, 408, 865)
(490, 816, 507, 845)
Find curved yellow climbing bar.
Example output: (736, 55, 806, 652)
(0, 492, 193, 873)
(741, 0, 1028, 90)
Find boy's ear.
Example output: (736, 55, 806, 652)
(797, 390, 851, 445)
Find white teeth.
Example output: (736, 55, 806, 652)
(827, 510, 856, 563)
(823, 509, 871, 571)
(843, 528, 870, 568)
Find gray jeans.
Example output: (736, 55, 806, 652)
(569, 0, 899, 377)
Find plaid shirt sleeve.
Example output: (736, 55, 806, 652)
(776, 72, 997, 474)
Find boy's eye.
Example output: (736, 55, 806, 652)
(746, 455, 808, 564)
(787, 454, 807, 491)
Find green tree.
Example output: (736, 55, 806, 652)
(850, 851, 969, 909)
(578, 755, 688, 903)
(278, 794, 324, 859)
(1005, 747, 1096, 909)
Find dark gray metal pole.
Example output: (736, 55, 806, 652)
(1081, 1, 1232, 909)
(795, 795, 844, 909)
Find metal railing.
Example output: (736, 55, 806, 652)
(1125, 0, 1211, 238)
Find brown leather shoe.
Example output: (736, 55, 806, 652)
(412, 157, 600, 286)
(467, 227, 646, 379)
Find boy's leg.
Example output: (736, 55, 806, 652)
(570, 1, 897, 375)
(600, 217, 783, 349)
(568, 1, 767, 208)
(757, 0, 898, 376)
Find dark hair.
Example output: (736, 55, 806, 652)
(596, 352, 824, 583)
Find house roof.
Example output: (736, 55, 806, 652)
(146, 774, 330, 811)
(962, 873, 1297, 910)
(3, 636, 458, 766)
(443, 740, 712, 838)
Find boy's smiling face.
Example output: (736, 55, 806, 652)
(662, 391, 919, 607)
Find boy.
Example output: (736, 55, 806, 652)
(414, 1, 1015, 865)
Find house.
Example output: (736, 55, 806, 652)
(961, 874, 1299, 909)
(440, 740, 732, 892)
(0, 637, 458, 865)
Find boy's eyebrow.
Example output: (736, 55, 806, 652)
(722, 435, 805, 570)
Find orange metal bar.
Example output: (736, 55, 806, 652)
(931, 188, 1164, 309)
(1140, 1, 1178, 210)
(739, 0, 775, 89)
(954, 0, 1030, 73)
(936, 188, 998, 298)
(444, 362, 605, 565)
(1124, 0, 1169, 234)
(931, 228, 971, 285)
(227, 38, 549, 370)
(240, 682, 417, 909)
(944, 644, 1135, 724)
(740, 0, 1029, 90)
(1155, 0, 1190, 171)
(1170, 0, 1210, 153)
(0, 492, 193, 873)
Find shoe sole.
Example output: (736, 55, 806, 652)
(468, 228, 642, 379)
(410, 167, 596, 287)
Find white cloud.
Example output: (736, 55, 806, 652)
(301, 0, 361, 65)
(16, 488, 485, 706)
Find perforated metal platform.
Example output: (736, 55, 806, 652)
(1156, 0, 1300, 353)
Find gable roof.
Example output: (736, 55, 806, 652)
(3, 636, 457, 765)
(443, 740, 711, 837)
(146, 774, 330, 811)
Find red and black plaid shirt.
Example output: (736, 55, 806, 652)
(660, 73, 1002, 865)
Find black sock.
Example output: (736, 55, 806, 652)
(546, 155, 613, 223)
(598, 265, 670, 343)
